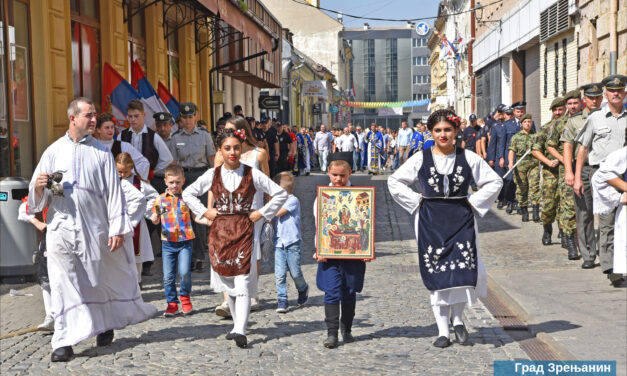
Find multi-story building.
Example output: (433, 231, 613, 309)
(344, 25, 417, 129)
(428, 15, 448, 112)
(410, 25, 433, 125)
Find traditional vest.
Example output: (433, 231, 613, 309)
(111, 140, 122, 158)
(121, 127, 159, 170)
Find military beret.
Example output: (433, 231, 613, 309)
(580, 82, 603, 97)
(179, 102, 197, 115)
(153, 112, 173, 123)
(469, 114, 477, 121)
(564, 89, 581, 101)
(601, 74, 627, 89)
(550, 97, 565, 109)
(520, 114, 532, 122)
(511, 101, 527, 109)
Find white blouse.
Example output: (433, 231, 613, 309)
(183, 164, 287, 221)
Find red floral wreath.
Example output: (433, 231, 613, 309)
(234, 129, 246, 141)
(446, 114, 461, 126)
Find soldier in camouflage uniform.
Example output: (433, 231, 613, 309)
(561, 83, 603, 268)
(547, 90, 581, 260)
(527, 154, 542, 222)
(531, 97, 566, 246)
(508, 114, 536, 221)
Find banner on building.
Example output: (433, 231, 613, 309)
(303, 81, 327, 97)
(377, 107, 403, 116)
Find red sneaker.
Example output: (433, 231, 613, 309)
(164, 302, 178, 317)
(180, 295, 193, 315)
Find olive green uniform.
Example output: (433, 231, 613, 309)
(532, 118, 563, 225)
(547, 116, 576, 235)
(508, 130, 536, 207)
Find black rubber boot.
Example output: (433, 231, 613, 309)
(567, 234, 580, 260)
(505, 202, 513, 214)
(560, 230, 568, 249)
(532, 205, 541, 222)
(141, 261, 153, 276)
(521, 207, 529, 222)
(497, 200, 504, 209)
(340, 303, 356, 343)
(516, 203, 523, 215)
(324, 304, 340, 348)
(542, 224, 552, 245)
(557, 228, 563, 239)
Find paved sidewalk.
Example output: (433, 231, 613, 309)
(0, 172, 527, 375)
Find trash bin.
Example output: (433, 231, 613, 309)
(0, 177, 37, 279)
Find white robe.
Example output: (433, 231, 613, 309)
(99, 138, 150, 180)
(591, 146, 626, 274)
(388, 149, 503, 306)
(183, 164, 287, 297)
(123, 176, 158, 263)
(28, 134, 157, 349)
(119, 179, 146, 279)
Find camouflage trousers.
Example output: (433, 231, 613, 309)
(540, 165, 559, 225)
(557, 164, 576, 235)
(528, 163, 541, 206)
(512, 160, 537, 207)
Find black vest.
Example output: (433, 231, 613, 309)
(121, 127, 158, 170)
(111, 140, 122, 158)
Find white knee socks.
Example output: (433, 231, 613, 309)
(234, 296, 251, 335)
(41, 286, 52, 319)
(432, 305, 451, 337)
(227, 294, 237, 332)
(451, 302, 466, 326)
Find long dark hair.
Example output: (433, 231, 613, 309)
(225, 116, 261, 148)
(426, 109, 461, 131)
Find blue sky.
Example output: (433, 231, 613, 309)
(320, 0, 442, 28)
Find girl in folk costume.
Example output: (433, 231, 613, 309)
(115, 153, 159, 285)
(388, 109, 503, 348)
(183, 129, 287, 348)
(297, 126, 313, 175)
(365, 124, 383, 174)
(212, 116, 270, 315)
(591, 129, 627, 287)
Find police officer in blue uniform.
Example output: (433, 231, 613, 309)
(487, 104, 507, 208)
(502, 106, 522, 214)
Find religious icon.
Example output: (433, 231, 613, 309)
(316, 186, 375, 260)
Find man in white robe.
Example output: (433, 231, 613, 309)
(28, 97, 157, 362)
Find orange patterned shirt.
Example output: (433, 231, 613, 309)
(152, 192, 195, 242)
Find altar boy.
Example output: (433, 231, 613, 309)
(314, 152, 370, 348)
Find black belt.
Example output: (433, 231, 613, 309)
(183, 166, 208, 172)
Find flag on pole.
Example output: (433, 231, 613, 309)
(102, 62, 140, 126)
(131, 60, 169, 129)
(157, 81, 180, 121)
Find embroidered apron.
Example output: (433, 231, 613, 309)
(207, 165, 256, 277)
(417, 148, 477, 291)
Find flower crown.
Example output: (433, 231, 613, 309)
(446, 114, 461, 126)
(233, 129, 246, 141)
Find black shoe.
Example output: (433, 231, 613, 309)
(51, 346, 73, 362)
(611, 278, 627, 288)
(342, 331, 355, 343)
(96, 330, 114, 346)
(497, 201, 504, 209)
(532, 205, 541, 222)
(453, 324, 471, 345)
(521, 207, 529, 222)
(581, 260, 596, 269)
(324, 334, 338, 348)
(505, 202, 513, 214)
(567, 235, 580, 260)
(226, 332, 236, 340)
(542, 224, 552, 245)
(193, 261, 203, 273)
(233, 334, 247, 348)
(141, 262, 153, 276)
(433, 336, 451, 348)
(516, 204, 523, 215)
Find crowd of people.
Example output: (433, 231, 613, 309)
(16, 73, 626, 361)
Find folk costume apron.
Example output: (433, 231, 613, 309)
(207, 165, 255, 277)
(417, 148, 477, 292)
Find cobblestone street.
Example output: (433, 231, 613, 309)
(1, 172, 534, 375)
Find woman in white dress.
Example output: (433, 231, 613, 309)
(183, 129, 287, 348)
(212, 116, 270, 314)
(115, 152, 159, 286)
(591, 132, 626, 287)
(388, 109, 503, 348)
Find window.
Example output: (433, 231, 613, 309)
(127, 1, 147, 79)
(413, 75, 431, 84)
(562, 38, 567, 93)
(166, 25, 180, 101)
(413, 56, 428, 66)
(385, 39, 398, 101)
(413, 37, 427, 47)
(1, 0, 35, 178)
(554, 42, 559, 95)
(363, 39, 375, 102)
(71, 0, 101, 111)
(413, 93, 429, 101)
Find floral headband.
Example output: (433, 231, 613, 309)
(446, 114, 461, 126)
(234, 129, 246, 141)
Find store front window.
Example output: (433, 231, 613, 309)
(71, 0, 101, 111)
(0, 0, 34, 178)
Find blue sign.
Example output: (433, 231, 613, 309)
(0, 192, 7, 201)
(329, 105, 339, 114)
(494, 361, 616, 376)
(416, 23, 430, 36)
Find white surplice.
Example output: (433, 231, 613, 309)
(120, 179, 146, 280)
(388, 149, 503, 306)
(99, 139, 150, 180)
(591, 146, 626, 274)
(28, 134, 158, 349)
(123, 176, 158, 263)
(183, 164, 287, 296)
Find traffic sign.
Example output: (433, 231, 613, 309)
(258, 95, 281, 110)
(416, 23, 429, 36)
(329, 105, 339, 114)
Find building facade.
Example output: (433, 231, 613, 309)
(0, 0, 282, 179)
(410, 25, 433, 124)
(428, 16, 448, 113)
